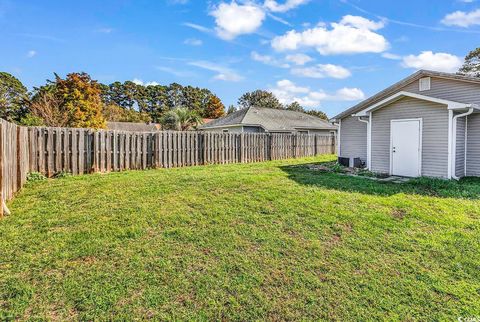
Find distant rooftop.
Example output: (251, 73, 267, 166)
(199, 106, 336, 132)
(106, 122, 160, 132)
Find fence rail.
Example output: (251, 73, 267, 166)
(0, 120, 336, 216)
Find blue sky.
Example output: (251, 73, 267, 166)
(1, 0, 479, 117)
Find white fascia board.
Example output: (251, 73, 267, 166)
(354, 91, 471, 116)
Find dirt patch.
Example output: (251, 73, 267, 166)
(392, 209, 407, 220)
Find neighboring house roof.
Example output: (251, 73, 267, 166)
(331, 70, 480, 121)
(106, 122, 160, 132)
(199, 106, 337, 132)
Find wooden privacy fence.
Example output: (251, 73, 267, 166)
(0, 119, 336, 215)
(26, 128, 336, 175)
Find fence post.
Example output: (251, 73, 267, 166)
(331, 132, 336, 154)
(16, 126, 21, 191)
(267, 133, 272, 161)
(292, 134, 296, 159)
(0, 122, 3, 217)
(91, 130, 97, 173)
(240, 133, 244, 163)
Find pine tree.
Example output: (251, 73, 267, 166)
(459, 47, 480, 77)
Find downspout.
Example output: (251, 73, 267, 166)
(333, 120, 340, 156)
(452, 108, 474, 180)
(357, 116, 370, 170)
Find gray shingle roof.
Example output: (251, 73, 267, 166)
(199, 107, 337, 131)
(106, 122, 160, 132)
(331, 70, 480, 121)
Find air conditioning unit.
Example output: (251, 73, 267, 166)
(338, 157, 364, 168)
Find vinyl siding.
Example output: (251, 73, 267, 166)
(455, 116, 466, 178)
(371, 97, 449, 178)
(403, 77, 480, 105)
(466, 113, 480, 176)
(339, 116, 367, 162)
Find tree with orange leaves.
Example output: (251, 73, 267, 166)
(54, 72, 106, 129)
(204, 95, 225, 118)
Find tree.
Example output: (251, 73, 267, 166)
(160, 111, 179, 130)
(227, 105, 236, 114)
(55, 73, 106, 129)
(285, 101, 305, 112)
(238, 90, 283, 110)
(204, 95, 225, 118)
(102, 103, 151, 123)
(28, 86, 69, 127)
(459, 47, 480, 77)
(0, 72, 29, 122)
(160, 107, 203, 131)
(306, 109, 328, 120)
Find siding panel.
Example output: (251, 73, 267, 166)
(371, 97, 448, 178)
(339, 116, 367, 162)
(403, 77, 480, 105)
(466, 113, 480, 176)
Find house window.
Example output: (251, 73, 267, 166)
(298, 130, 309, 134)
(419, 77, 431, 91)
(222, 129, 229, 133)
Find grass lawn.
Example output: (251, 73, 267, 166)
(1, 155, 480, 320)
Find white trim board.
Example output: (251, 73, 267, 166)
(353, 91, 476, 117)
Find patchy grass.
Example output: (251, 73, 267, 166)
(1, 155, 479, 320)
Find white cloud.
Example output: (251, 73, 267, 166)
(183, 22, 212, 33)
(26, 50, 36, 58)
(339, 15, 385, 30)
(402, 51, 463, 73)
(441, 9, 480, 27)
(334, 87, 365, 101)
(132, 79, 160, 86)
(276, 79, 309, 93)
(285, 53, 313, 65)
(184, 38, 203, 46)
(267, 13, 292, 26)
(263, 0, 310, 13)
(210, 2, 266, 40)
(381, 52, 402, 60)
(188, 60, 243, 81)
(132, 79, 159, 86)
(269, 79, 364, 108)
(291, 64, 351, 79)
(251, 51, 289, 68)
(271, 15, 389, 55)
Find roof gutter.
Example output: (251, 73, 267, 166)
(452, 107, 475, 180)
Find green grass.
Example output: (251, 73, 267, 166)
(1, 155, 480, 320)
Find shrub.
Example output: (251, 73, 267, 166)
(54, 171, 72, 179)
(27, 172, 47, 182)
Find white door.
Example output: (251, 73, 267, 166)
(391, 119, 421, 177)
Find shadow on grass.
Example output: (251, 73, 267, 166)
(280, 162, 480, 199)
